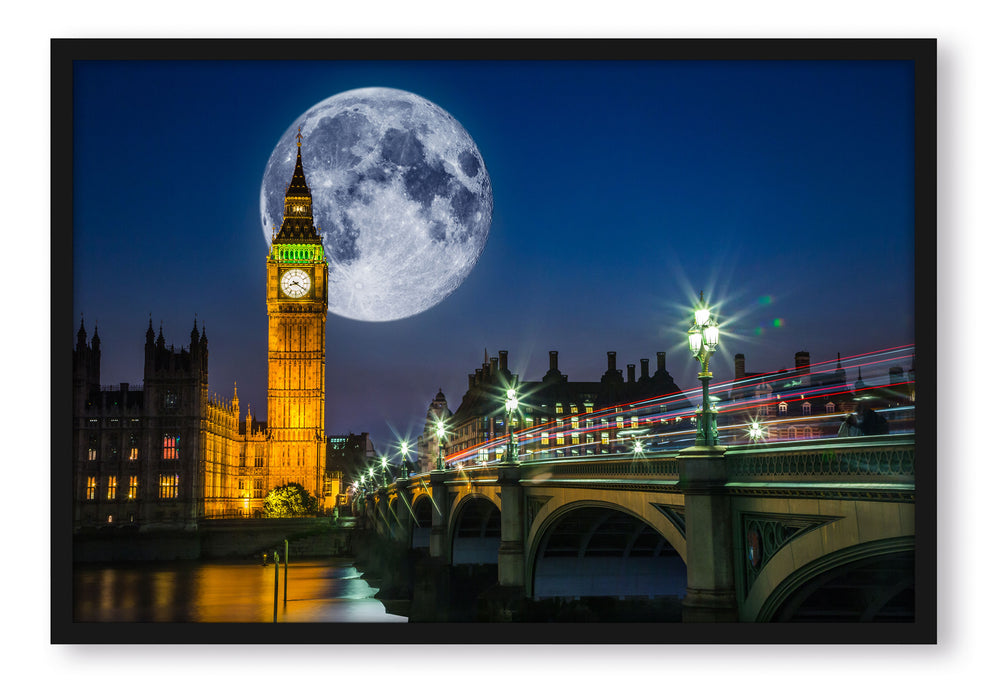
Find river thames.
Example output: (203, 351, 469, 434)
(73, 557, 407, 623)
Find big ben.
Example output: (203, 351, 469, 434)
(266, 128, 328, 502)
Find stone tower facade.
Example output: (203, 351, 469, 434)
(265, 129, 328, 499)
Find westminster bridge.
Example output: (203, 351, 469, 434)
(361, 434, 915, 622)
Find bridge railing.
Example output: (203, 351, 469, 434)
(725, 433, 914, 484)
(392, 434, 914, 492)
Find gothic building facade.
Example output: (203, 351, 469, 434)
(72, 133, 342, 529)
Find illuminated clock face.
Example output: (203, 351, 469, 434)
(280, 269, 311, 298)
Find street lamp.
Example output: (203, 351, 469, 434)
(503, 386, 519, 463)
(400, 441, 410, 478)
(434, 418, 447, 471)
(688, 291, 720, 446)
(380, 455, 390, 487)
(747, 419, 766, 443)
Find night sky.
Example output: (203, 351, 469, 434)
(72, 58, 915, 460)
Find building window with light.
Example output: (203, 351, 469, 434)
(555, 404, 563, 414)
(826, 402, 836, 413)
(128, 476, 138, 499)
(162, 433, 179, 460)
(107, 476, 117, 500)
(556, 432, 564, 446)
(88, 434, 98, 461)
(86, 476, 97, 500)
(128, 433, 139, 460)
(778, 402, 788, 415)
(803, 402, 812, 415)
(616, 417, 624, 431)
(631, 416, 639, 430)
(159, 474, 179, 499)
(541, 432, 549, 446)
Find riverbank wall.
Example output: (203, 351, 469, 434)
(72, 518, 354, 563)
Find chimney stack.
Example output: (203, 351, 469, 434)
(499, 350, 508, 376)
(657, 351, 666, 374)
(607, 351, 617, 371)
(549, 350, 558, 371)
(795, 351, 810, 375)
(735, 353, 746, 380)
(627, 364, 636, 383)
(640, 358, 649, 382)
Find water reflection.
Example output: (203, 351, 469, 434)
(74, 557, 407, 623)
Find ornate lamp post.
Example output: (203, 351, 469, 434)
(400, 441, 410, 478)
(434, 418, 447, 471)
(688, 291, 721, 447)
(380, 456, 390, 487)
(503, 386, 520, 463)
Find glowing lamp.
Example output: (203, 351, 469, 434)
(687, 291, 721, 447)
(704, 323, 719, 349)
(688, 327, 703, 356)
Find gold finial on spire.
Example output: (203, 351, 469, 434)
(297, 126, 302, 148)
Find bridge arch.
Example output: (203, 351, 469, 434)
(526, 500, 687, 601)
(448, 493, 501, 565)
(753, 536, 914, 621)
(410, 493, 434, 549)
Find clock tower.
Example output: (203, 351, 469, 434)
(266, 129, 328, 503)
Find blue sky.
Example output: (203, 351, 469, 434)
(72, 58, 915, 457)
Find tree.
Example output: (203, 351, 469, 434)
(263, 482, 317, 517)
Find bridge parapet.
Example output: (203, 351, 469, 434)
(726, 434, 914, 486)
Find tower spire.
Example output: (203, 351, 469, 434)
(275, 126, 319, 242)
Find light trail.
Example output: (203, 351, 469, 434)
(437, 344, 915, 469)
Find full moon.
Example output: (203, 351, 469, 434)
(260, 87, 493, 322)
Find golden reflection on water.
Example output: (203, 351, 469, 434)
(74, 558, 406, 623)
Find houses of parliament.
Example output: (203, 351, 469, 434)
(72, 133, 345, 528)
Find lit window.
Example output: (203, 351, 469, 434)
(616, 417, 624, 430)
(803, 402, 812, 415)
(128, 476, 138, 499)
(541, 432, 549, 446)
(631, 416, 639, 429)
(555, 404, 563, 414)
(88, 434, 98, 461)
(570, 405, 578, 414)
(586, 433, 595, 444)
(571, 431, 580, 445)
(86, 477, 97, 500)
(162, 434, 179, 460)
(601, 433, 609, 445)
(826, 402, 836, 413)
(778, 403, 788, 415)
(479, 448, 489, 462)
(159, 474, 179, 499)
(556, 433, 564, 446)
(107, 476, 117, 500)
